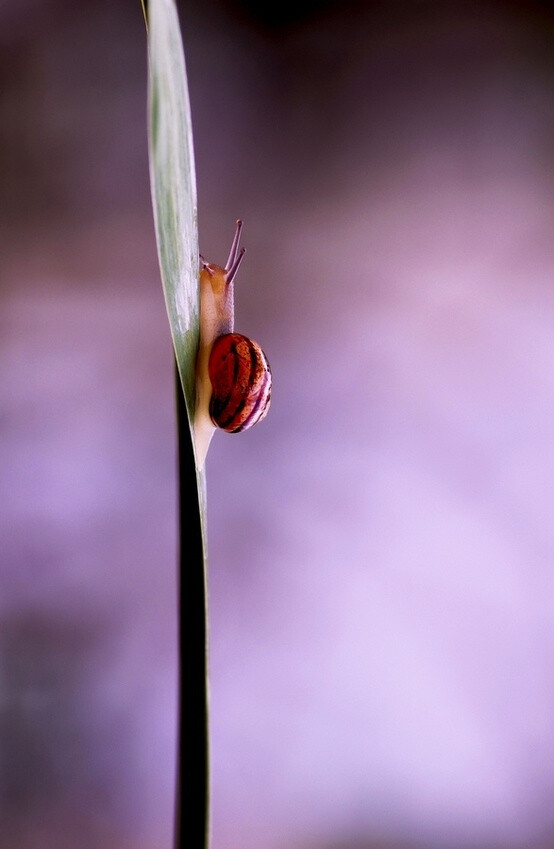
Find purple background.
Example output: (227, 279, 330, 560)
(3, 1, 554, 847)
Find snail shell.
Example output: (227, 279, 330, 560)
(208, 333, 272, 433)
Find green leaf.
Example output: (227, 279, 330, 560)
(148, 0, 199, 426)
(146, 1, 209, 847)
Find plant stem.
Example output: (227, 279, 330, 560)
(174, 361, 209, 849)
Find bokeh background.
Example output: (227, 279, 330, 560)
(3, 0, 554, 847)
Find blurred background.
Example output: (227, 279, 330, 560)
(3, 0, 554, 847)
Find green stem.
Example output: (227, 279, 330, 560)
(175, 362, 209, 848)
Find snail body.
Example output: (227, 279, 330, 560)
(194, 221, 272, 465)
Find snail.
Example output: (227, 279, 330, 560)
(194, 220, 272, 466)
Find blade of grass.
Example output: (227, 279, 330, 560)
(175, 362, 208, 849)
(146, 0, 209, 847)
(148, 0, 199, 427)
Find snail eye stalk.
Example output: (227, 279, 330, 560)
(225, 219, 243, 270)
(226, 248, 246, 286)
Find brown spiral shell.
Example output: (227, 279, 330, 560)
(208, 333, 272, 433)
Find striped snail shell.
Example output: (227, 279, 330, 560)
(208, 332, 272, 433)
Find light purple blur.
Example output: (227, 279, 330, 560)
(2, 1, 554, 848)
